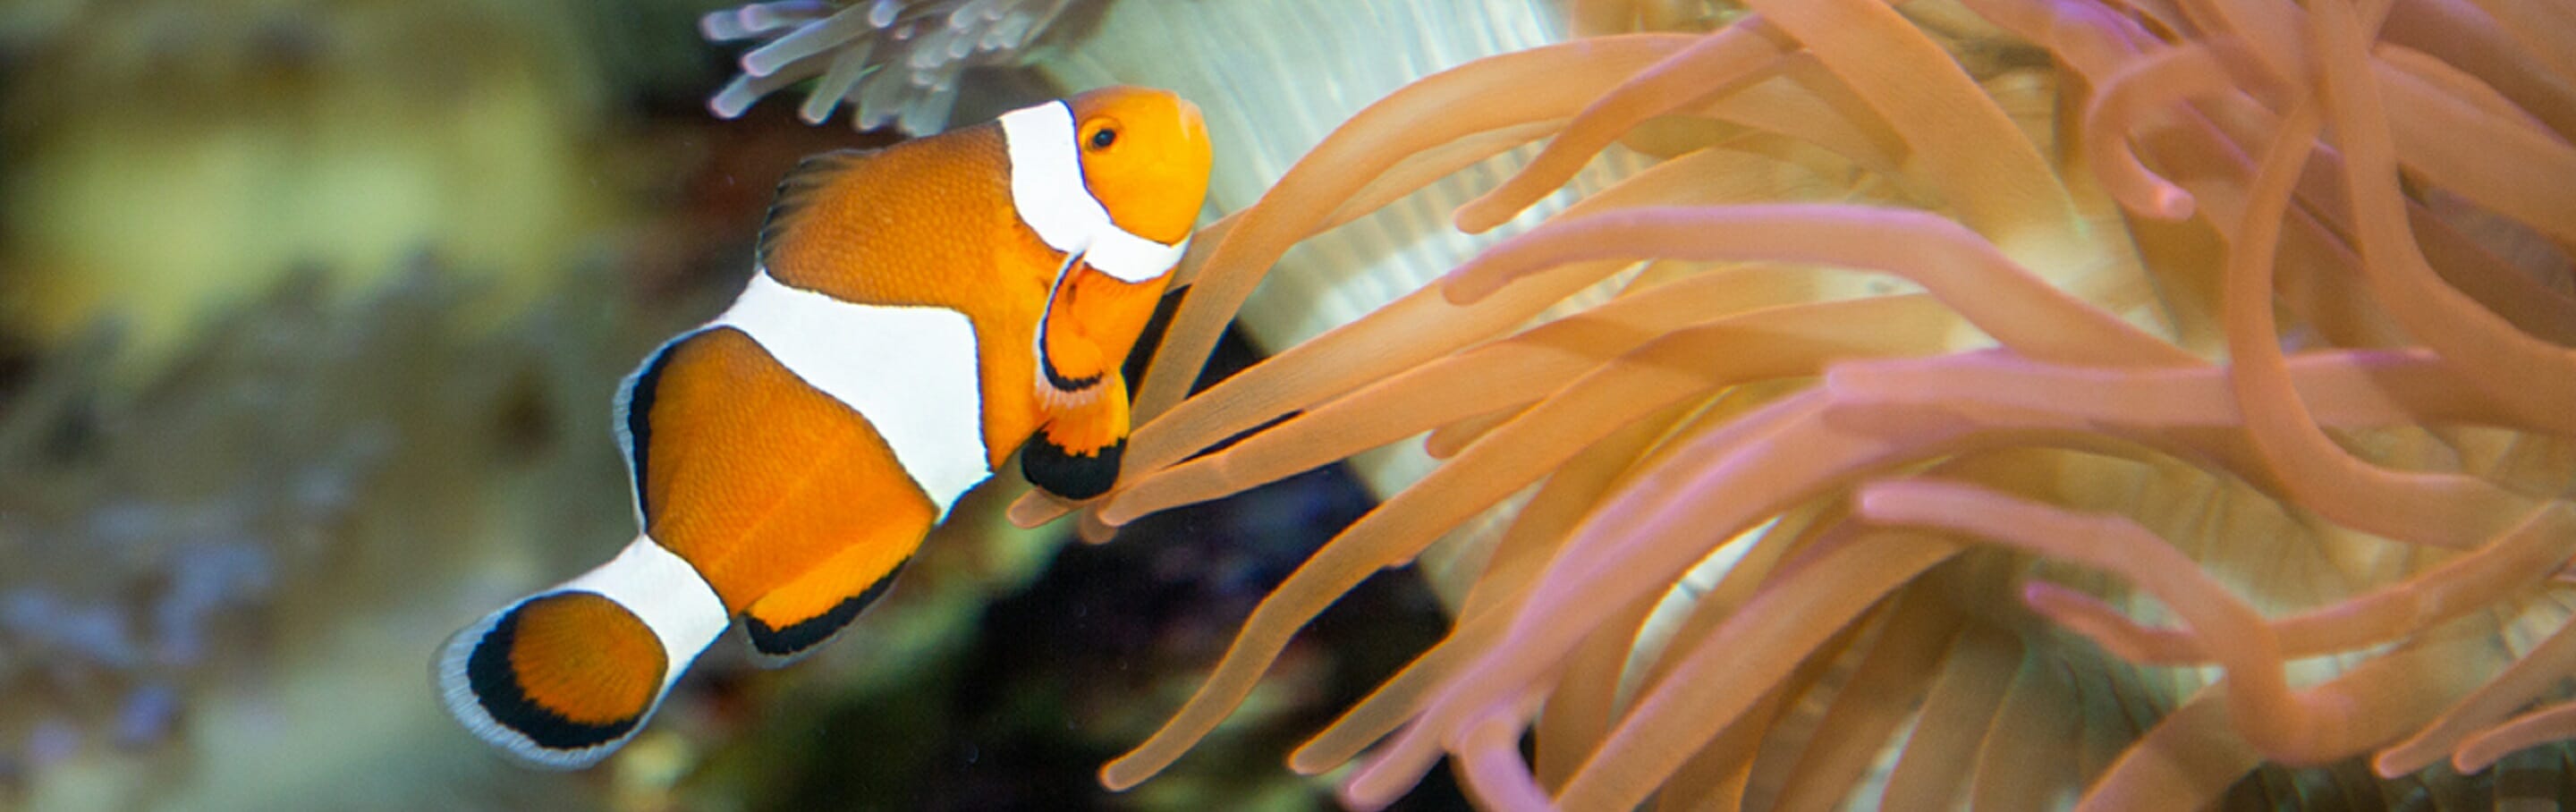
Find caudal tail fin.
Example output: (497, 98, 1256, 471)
(435, 536, 729, 769)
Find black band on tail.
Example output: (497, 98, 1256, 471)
(465, 603, 640, 751)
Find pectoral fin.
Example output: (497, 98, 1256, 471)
(1037, 250, 1108, 397)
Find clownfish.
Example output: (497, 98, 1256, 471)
(435, 86, 1210, 769)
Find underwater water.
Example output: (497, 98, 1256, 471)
(11, 0, 2576, 809)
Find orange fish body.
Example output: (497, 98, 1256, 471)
(436, 87, 1211, 768)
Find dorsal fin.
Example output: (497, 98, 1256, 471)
(756, 148, 877, 267)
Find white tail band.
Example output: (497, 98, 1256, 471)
(555, 535, 729, 693)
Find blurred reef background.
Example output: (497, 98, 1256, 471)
(0, 0, 1472, 808)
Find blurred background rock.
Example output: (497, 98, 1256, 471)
(0, 0, 1466, 808)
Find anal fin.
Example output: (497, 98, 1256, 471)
(741, 517, 927, 666)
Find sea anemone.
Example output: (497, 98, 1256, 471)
(701, 0, 1084, 132)
(1005, 0, 2576, 808)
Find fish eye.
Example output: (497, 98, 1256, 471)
(1089, 127, 1117, 150)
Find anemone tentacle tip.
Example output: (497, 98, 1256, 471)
(2155, 187, 2199, 221)
(1436, 274, 1496, 306)
(1453, 198, 1512, 235)
(1096, 762, 1144, 792)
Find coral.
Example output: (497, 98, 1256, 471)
(701, 0, 1086, 133)
(1008, 0, 2576, 808)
